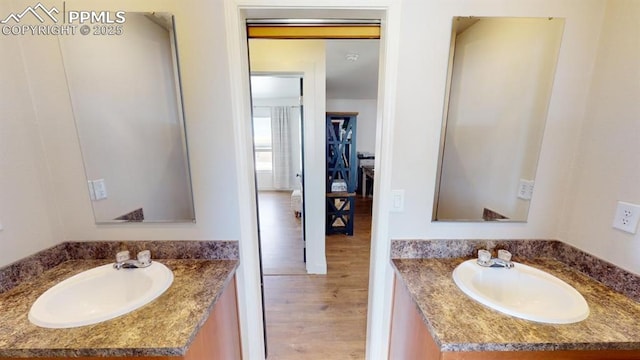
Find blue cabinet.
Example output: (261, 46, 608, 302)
(326, 112, 357, 235)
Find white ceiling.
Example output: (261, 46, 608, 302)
(250, 39, 380, 100)
(326, 39, 380, 99)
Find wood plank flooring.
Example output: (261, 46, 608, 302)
(258, 191, 372, 359)
(258, 191, 306, 275)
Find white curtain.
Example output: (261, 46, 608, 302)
(271, 106, 293, 190)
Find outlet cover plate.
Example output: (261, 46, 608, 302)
(612, 201, 640, 234)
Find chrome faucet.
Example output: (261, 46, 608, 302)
(477, 249, 514, 269)
(113, 250, 152, 270)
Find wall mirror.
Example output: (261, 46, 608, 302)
(433, 17, 565, 222)
(60, 12, 195, 223)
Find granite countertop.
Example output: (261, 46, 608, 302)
(392, 257, 640, 353)
(0, 258, 238, 358)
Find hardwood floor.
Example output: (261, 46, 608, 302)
(258, 191, 306, 275)
(258, 191, 372, 359)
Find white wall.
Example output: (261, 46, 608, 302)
(59, 13, 193, 222)
(6, 0, 241, 245)
(326, 99, 378, 154)
(388, 0, 606, 242)
(2, 0, 613, 268)
(0, 15, 63, 266)
(437, 18, 564, 220)
(560, 0, 640, 274)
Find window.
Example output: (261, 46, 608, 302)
(253, 116, 272, 171)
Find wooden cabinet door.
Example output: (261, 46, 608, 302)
(389, 276, 440, 360)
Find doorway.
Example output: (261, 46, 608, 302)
(251, 74, 307, 275)
(225, 4, 401, 358)
(248, 28, 380, 358)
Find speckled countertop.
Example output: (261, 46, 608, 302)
(0, 258, 238, 358)
(392, 257, 640, 352)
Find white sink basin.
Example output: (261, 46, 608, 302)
(452, 259, 589, 324)
(29, 262, 174, 328)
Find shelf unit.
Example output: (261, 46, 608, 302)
(326, 112, 357, 235)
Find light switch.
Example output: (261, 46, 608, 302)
(0, 223, 3, 231)
(93, 179, 108, 200)
(517, 179, 535, 200)
(391, 189, 405, 212)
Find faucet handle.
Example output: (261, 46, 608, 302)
(477, 249, 492, 264)
(115, 250, 130, 263)
(497, 249, 512, 262)
(137, 250, 152, 266)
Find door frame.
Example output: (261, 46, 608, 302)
(224, 1, 402, 359)
(249, 50, 327, 275)
(249, 71, 309, 270)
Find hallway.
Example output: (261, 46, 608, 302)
(258, 191, 372, 359)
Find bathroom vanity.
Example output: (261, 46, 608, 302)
(389, 240, 640, 359)
(0, 242, 242, 359)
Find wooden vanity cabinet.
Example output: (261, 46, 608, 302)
(184, 275, 242, 360)
(389, 276, 440, 360)
(389, 275, 640, 360)
(8, 276, 242, 360)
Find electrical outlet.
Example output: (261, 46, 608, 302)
(612, 201, 640, 234)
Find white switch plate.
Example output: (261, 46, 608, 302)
(0, 223, 3, 231)
(93, 179, 108, 200)
(391, 189, 405, 212)
(612, 201, 640, 234)
(517, 179, 535, 200)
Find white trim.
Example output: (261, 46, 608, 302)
(365, 4, 402, 359)
(224, 2, 266, 359)
(300, 59, 327, 275)
(225, 1, 401, 359)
